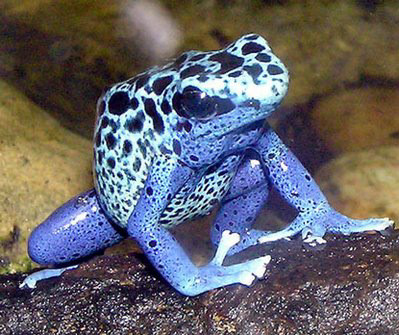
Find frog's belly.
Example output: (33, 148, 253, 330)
(159, 168, 236, 228)
(95, 152, 240, 229)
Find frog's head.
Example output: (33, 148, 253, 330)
(165, 34, 289, 166)
(93, 34, 288, 172)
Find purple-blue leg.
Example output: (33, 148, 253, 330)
(20, 190, 124, 288)
(127, 156, 270, 296)
(21, 189, 124, 288)
(255, 127, 393, 245)
(211, 154, 269, 255)
(28, 189, 124, 265)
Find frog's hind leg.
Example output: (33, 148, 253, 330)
(21, 189, 124, 288)
(210, 153, 269, 255)
(28, 189, 124, 265)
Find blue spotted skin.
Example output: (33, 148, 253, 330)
(25, 34, 393, 296)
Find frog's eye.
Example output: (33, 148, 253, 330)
(180, 86, 216, 119)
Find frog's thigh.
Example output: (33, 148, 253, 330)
(28, 189, 124, 266)
(210, 155, 268, 253)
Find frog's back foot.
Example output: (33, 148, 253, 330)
(19, 265, 78, 289)
(28, 189, 124, 265)
(331, 217, 394, 234)
(257, 214, 394, 247)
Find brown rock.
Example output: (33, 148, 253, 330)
(1, 231, 398, 334)
(316, 146, 399, 226)
(0, 79, 92, 273)
(311, 87, 399, 154)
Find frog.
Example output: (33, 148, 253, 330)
(22, 34, 393, 296)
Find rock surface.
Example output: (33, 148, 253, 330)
(311, 87, 399, 154)
(316, 146, 399, 225)
(0, 79, 92, 273)
(1, 231, 399, 335)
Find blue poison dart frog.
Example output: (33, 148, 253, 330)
(21, 34, 393, 296)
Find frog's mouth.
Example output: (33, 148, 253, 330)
(221, 118, 266, 137)
(193, 103, 274, 139)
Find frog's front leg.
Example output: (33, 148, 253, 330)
(127, 155, 270, 296)
(256, 127, 393, 244)
(210, 153, 270, 255)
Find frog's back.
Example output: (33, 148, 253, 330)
(93, 66, 166, 227)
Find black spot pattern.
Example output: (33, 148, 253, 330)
(174, 53, 188, 67)
(97, 100, 106, 117)
(244, 34, 259, 41)
(267, 64, 284, 75)
(190, 54, 206, 62)
(123, 140, 132, 154)
(107, 157, 115, 168)
(137, 139, 147, 159)
(146, 186, 153, 196)
(228, 70, 242, 78)
(134, 74, 150, 90)
(255, 53, 271, 63)
(198, 75, 209, 82)
(93, 33, 289, 230)
(131, 97, 139, 109)
(160, 100, 172, 115)
(108, 92, 130, 115)
(97, 151, 103, 165)
(173, 139, 182, 156)
(180, 65, 206, 79)
(210, 52, 244, 74)
(172, 93, 189, 118)
(242, 99, 261, 110)
(133, 157, 141, 172)
(244, 64, 263, 84)
(109, 119, 119, 132)
(125, 111, 144, 133)
(183, 121, 192, 132)
(214, 97, 235, 115)
(105, 132, 117, 150)
(241, 42, 265, 55)
(152, 76, 173, 95)
(100, 116, 109, 130)
(95, 132, 102, 147)
(144, 99, 164, 133)
(160, 145, 172, 155)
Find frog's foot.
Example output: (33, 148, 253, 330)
(201, 230, 271, 288)
(258, 227, 296, 244)
(301, 227, 327, 246)
(337, 217, 394, 234)
(304, 215, 394, 246)
(258, 210, 394, 247)
(19, 265, 78, 289)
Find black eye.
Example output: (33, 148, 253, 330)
(180, 86, 215, 119)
